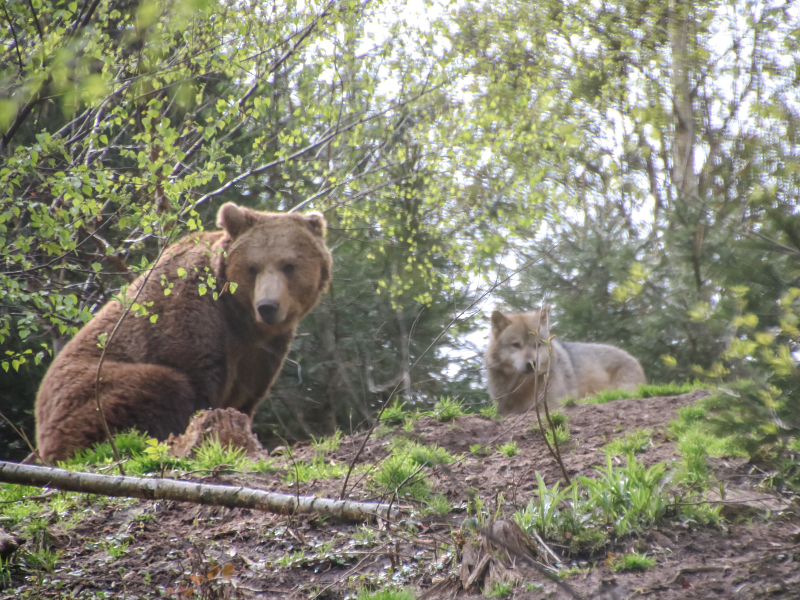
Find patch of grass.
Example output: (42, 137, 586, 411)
(580, 389, 635, 405)
(0, 557, 11, 588)
(424, 493, 452, 517)
(581, 381, 706, 405)
(356, 588, 416, 600)
(380, 401, 409, 426)
(668, 397, 748, 486)
(373, 453, 430, 501)
(669, 404, 708, 437)
(22, 548, 59, 573)
(478, 402, 498, 419)
(610, 552, 656, 572)
(192, 436, 251, 471)
(400, 440, 455, 467)
(497, 441, 518, 457)
(312, 430, 343, 454)
(606, 429, 652, 456)
(470, 443, 489, 456)
(283, 456, 346, 483)
(568, 529, 608, 555)
(430, 397, 465, 422)
(515, 472, 570, 539)
(486, 580, 514, 597)
(65, 429, 151, 466)
(548, 411, 568, 428)
(545, 425, 570, 447)
(102, 537, 131, 559)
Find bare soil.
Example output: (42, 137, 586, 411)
(2, 389, 799, 599)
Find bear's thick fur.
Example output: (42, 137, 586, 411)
(35, 203, 332, 462)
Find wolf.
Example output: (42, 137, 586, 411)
(484, 307, 647, 415)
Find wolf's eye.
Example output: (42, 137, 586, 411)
(248, 265, 258, 277)
(283, 264, 295, 276)
(511, 342, 523, 349)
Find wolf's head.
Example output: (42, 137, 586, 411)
(489, 307, 552, 376)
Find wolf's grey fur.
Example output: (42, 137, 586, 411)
(484, 307, 647, 415)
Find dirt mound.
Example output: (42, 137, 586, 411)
(3, 389, 799, 599)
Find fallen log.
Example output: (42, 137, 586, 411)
(0, 461, 399, 522)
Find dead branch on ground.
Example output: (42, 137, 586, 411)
(0, 461, 400, 522)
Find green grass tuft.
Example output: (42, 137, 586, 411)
(606, 429, 652, 456)
(357, 588, 416, 600)
(497, 441, 518, 457)
(610, 552, 656, 572)
(580, 380, 707, 405)
(373, 453, 430, 501)
(430, 397, 465, 422)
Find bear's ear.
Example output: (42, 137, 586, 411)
(217, 203, 252, 239)
(491, 310, 511, 336)
(303, 212, 327, 238)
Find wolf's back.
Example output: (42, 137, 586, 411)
(560, 341, 646, 399)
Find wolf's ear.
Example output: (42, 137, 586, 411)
(217, 203, 254, 239)
(491, 310, 511, 336)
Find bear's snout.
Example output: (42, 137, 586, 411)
(257, 300, 280, 324)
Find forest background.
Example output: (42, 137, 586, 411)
(1, 0, 798, 461)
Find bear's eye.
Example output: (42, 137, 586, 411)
(248, 265, 259, 277)
(511, 342, 523, 349)
(282, 264, 295, 276)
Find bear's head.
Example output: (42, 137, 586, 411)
(217, 202, 332, 330)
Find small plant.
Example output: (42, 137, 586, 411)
(373, 453, 430, 501)
(380, 401, 409, 426)
(103, 537, 131, 559)
(403, 441, 455, 467)
(579, 454, 670, 537)
(312, 430, 343, 454)
(545, 425, 570, 447)
(357, 587, 415, 600)
(431, 397, 464, 422)
(424, 493, 452, 517)
(470, 443, 489, 456)
(568, 529, 608, 555)
(486, 580, 514, 597)
(192, 436, 251, 472)
(251, 457, 277, 473)
(0, 557, 12, 588)
(353, 525, 377, 544)
(548, 411, 568, 428)
(515, 472, 569, 538)
(610, 551, 656, 572)
(277, 549, 306, 567)
(606, 429, 652, 456)
(283, 456, 345, 483)
(22, 548, 59, 573)
(478, 402, 498, 419)
(497, 441, 518, 457)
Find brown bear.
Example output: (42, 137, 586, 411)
(35, 202, 332, 463)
